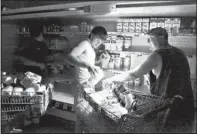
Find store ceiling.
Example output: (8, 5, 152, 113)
(2, 0, 196, 9)
(1, 0, 196, 22)
(1, 0, 78, 9)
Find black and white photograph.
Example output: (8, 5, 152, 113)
(1, 0, 196, 133)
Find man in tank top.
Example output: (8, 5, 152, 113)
(68, 26, 110, 133)
(68, 26, 109, 87)
(102, 27, 195, 133)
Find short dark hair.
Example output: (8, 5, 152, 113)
(89, 26, 107, 41)
(147, 27, 168, 40)
(29, 24, 43, 37)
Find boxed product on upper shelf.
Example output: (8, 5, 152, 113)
(104, 33, 132, 52)
(116, 17, 196, 36)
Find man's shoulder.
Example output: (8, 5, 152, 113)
(145, 52, 162, 67)
(78, 40, 90, 48)
(148, 52, 161, 61)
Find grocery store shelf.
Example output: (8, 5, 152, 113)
(47, 32, 90, 36)
(1, 103, 34, 105)
(2, 110, 25, 112)
(97, 50, 147, 55)
(17, 31, 90, 36)
(17, 31, 196, 37)
(103, 69, 126, 74)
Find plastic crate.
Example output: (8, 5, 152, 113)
(1, 87, 50, 125)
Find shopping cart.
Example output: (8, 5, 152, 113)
(78, 84, 177, 133)
(1, 89, 50, 133)
(1, 73, 50, 133)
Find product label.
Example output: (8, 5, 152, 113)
(117, 19, 123, 32)
(114, 56, 121, 69)
(116, 37, 123, 51)
(172, 18, 181, 34)
(142, 18, 150, 23)
(135, 18, 143, 23)
(165, 18, 172, 33)
(110, 40, 117, 51)
(129, 18, 135, 32)
(157, 18, 165, 28)
(142, 18, 150, 33)
(135, 22, 142, 33)
(124, 37, 132, 50)
(129, 22, 135, 32)
(123, 19, 129, 32)
(104, 40, 111, 50)
(123, 56, 130, 70)
(142, 22, 149, 33)
(150, 18, 158, 29)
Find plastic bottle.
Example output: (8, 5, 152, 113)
(80, 22, 84, 32)
(125, 93, 134, 110)
(83, 22, 87, 32)
(108, 56, 114, 70)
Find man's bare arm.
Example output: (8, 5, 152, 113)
(95, 59, 102, 65)
(67, 41, 90, 68)
(109, 52, 160, 82)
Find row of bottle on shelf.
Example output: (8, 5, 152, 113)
(18, 24, 63, 33)
(44, 36, 69, 49)
(1, 97, 36, 104)
(18, 21, 94, 34)
(117, 17, 196, 35)
(2, 113, 15, 120)
(2, 106, 28, 112)
(104, 33, 132, 51)
(18, 35, 69, 49)
(101, 54, 131, 71)
(2, 109, 38, 120)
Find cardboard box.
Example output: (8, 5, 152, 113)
(172, 18, 181, 34)
(150, 18, 158, 30)
(116, 37, 123, 51)
(135, 18, 142, 33)
(157, 18, 165, 28)
(52, 81, 75, 105)
(123, 18, 129, 32)
(129, 18, 136, 33)
(165, 18, 173, 34)
(142, 18, 150, 33)
(116, 19, 123, 32)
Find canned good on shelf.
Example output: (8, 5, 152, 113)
(114, 56, 121, 69)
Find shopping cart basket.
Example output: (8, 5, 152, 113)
(78, 84, 176, 133)
(1, 87, 50, 133)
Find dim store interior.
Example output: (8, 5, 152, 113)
(1, 0, 197, 133)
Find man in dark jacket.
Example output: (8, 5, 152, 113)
(14, 24, 51, 77)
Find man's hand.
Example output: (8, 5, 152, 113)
(102, 78, 113, 89)
(87, 65, 99, 76)
(100, 51, 110, 61)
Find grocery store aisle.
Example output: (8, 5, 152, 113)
(22, 115, 74, 133)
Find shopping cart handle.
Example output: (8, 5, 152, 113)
(143, 103, 170, 122)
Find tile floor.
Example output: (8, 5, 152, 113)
(22, 115, 75, 133)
